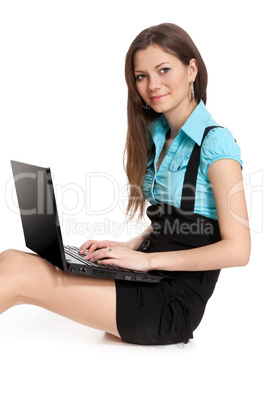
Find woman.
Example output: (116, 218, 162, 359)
(0, 23, 250, 345)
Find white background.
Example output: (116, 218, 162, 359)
(0, 0, 267, 401)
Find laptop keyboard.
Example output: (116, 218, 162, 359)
(64, 245, 130, 271)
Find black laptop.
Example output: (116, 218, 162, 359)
(10, 160, 162, 283)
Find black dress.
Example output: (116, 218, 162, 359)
(115, 126, 222, 345)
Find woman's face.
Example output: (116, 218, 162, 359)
(133, 44, 197, 116)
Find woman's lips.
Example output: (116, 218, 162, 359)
(150, 94, 168, 102)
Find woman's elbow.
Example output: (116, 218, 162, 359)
(235, 239, 251, 267)
(237, 253, 250, 267)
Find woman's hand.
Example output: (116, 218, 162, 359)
(79, 241, 152, 273)
(79, 239, 131, 256)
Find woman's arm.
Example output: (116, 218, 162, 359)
(87, 160, 251, 272)
(148, 159, 251, 271)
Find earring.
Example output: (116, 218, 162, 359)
(142, 103, 151, 110)
(191, 81, 195, 99)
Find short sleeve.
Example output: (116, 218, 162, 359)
(200, 127, 243, 176)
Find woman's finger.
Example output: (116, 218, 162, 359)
(79, 240, 106, 255)
(89, 247, 116, 263)
(83, 243, 101, 259)
(79, 240, 94, 254)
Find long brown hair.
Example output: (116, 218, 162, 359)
(124, 23, 208, 221)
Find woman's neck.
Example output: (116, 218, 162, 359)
(165, 98, 198, 139)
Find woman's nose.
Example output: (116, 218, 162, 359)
(147, 74, 162, 92)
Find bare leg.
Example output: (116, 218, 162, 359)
(0, 249, 121, 339)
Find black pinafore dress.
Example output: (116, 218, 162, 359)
(115, 126, 222, 345)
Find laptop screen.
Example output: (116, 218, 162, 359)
(11, 161, 66, 270)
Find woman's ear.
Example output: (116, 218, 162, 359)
(188, 58, 198, 82)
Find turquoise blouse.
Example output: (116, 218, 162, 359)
(142, 100, 242, 220)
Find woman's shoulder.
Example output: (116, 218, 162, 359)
(204, 125, 237, 143)
(200, 126, 243, 176)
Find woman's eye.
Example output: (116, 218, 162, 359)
(135, 74, 146, 81)
(160, 67, 170, 74)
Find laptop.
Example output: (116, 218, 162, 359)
(10, 160, 162, 283)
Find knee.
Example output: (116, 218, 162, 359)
(0, 252, 59, 300)
(0, 252, 31, 279)
(0, 252, 30, 308)
(0, 252, 42, 304)
(0, 249, 22, 263)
